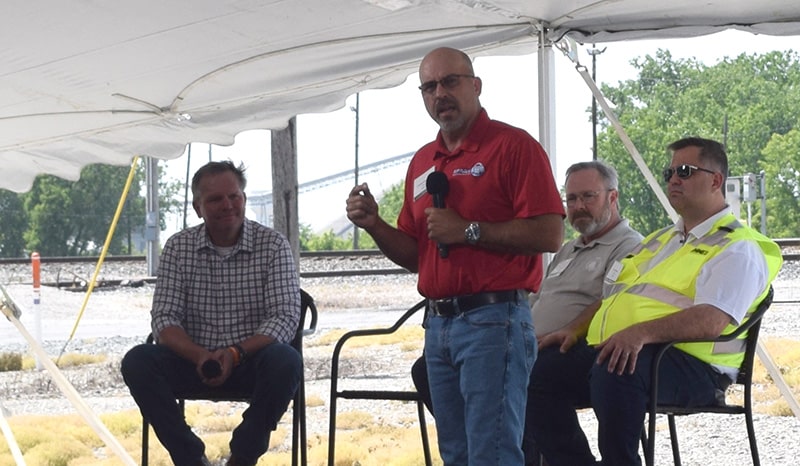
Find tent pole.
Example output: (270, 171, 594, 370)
(537, 25, 557, 177)
(145, 156, 160, 276)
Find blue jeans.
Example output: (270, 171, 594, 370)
(424, 298, 536, 466)
(528, 342, 723, 466)
(121, 342, 302, 466)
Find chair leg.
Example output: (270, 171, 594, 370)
(745, 408, 761, 466)
(644, 411, 657, 466)
(291, 371, 308, 466)
(299, 377, 308, 466)
(141, 418, 149, 466)
(292, 388, 299, 466)
(640, 425, 651, 466)
(416, 400, 433, 466)
(327, 389, 338, 466)
(141, 400, 185, 466)
(667, 414, 681, 466)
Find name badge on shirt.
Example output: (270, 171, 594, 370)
(547, 258, 572, 278)
(605, 260, 624, 283)
(413, 166, 437, 201)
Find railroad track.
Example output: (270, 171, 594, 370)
(0, 250, 410, 287)
(3, 238, 800, 265)
(2, 238, 799, 286)
(0, 250, 390, 265)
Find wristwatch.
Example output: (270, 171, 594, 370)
(465, 222, 481, 245)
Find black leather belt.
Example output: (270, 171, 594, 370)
(428, 290, 523, 317)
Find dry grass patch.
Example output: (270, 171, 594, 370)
(3, 414, 98, 464)
(20, 352, 107, 370)
(0, 351, 106, 372)
(311, 325, 423, 349)
(323, 423, 441, 466)
(100, 410, 143, 437)
(336, 410, 375, 430)
(750, 336, 800, 415)
(306, 393, 325, 407)
(0, 351, 22, 371)
(20, 437, 93, 466)
(188, 402, 242, 432)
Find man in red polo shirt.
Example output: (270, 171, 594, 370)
(346, 47, 564, 465)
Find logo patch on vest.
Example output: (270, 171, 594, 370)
(690, 248, 709, 255)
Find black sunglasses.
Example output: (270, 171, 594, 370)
(662, 164, 716, 183)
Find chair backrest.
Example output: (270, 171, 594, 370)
(294, 289, 318, 353)
(734, 285, 773, 386)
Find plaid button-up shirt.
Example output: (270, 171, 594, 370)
(151, 219, 300, 348)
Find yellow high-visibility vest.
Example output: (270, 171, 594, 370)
(587, 214, 782, 371)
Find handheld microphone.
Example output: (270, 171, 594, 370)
(426, 171, 450, 258)
(201, 360, 222, 378)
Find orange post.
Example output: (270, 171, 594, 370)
(32, 252, 41, 303)
(31, 252, 43, 369)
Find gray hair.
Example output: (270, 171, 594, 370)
(565, 160, 619, 190)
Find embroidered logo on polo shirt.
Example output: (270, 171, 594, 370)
(452, 162, 485, 177)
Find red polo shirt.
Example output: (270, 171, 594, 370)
(397, 109, 564, 299)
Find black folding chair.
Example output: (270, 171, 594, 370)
(327, 299, 433, 466)
(642, 285, 774, 466)
(141, 289, 318, 466)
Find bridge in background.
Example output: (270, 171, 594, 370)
(248, 152, 412, 228)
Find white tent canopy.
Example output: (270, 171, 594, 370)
(3, 0, 800, 192)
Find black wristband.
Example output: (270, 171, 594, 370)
(232, 343, 247, 363)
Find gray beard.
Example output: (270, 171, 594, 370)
(436, 114, 467, 133)
(573, 205, 612, 237)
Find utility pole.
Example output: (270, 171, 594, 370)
(351, 93, 360, 249)
(587, 44, 607, 160)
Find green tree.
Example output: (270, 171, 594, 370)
(598, 50, 800, 235)
(157, 166, 189, 232)
(0, 190, 27, 257)
(305, 229, 353, 251)
(23, 163, 146, 256)
(353, 180, 405, 250)
(299, 223, 352, 251)
(296, 180, 406, 251)
(760, 129, 800, 237)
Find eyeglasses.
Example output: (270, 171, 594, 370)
(418, 74, 475, 94)
(662, 164, 716, 183)
(564, 189, 612, 207)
